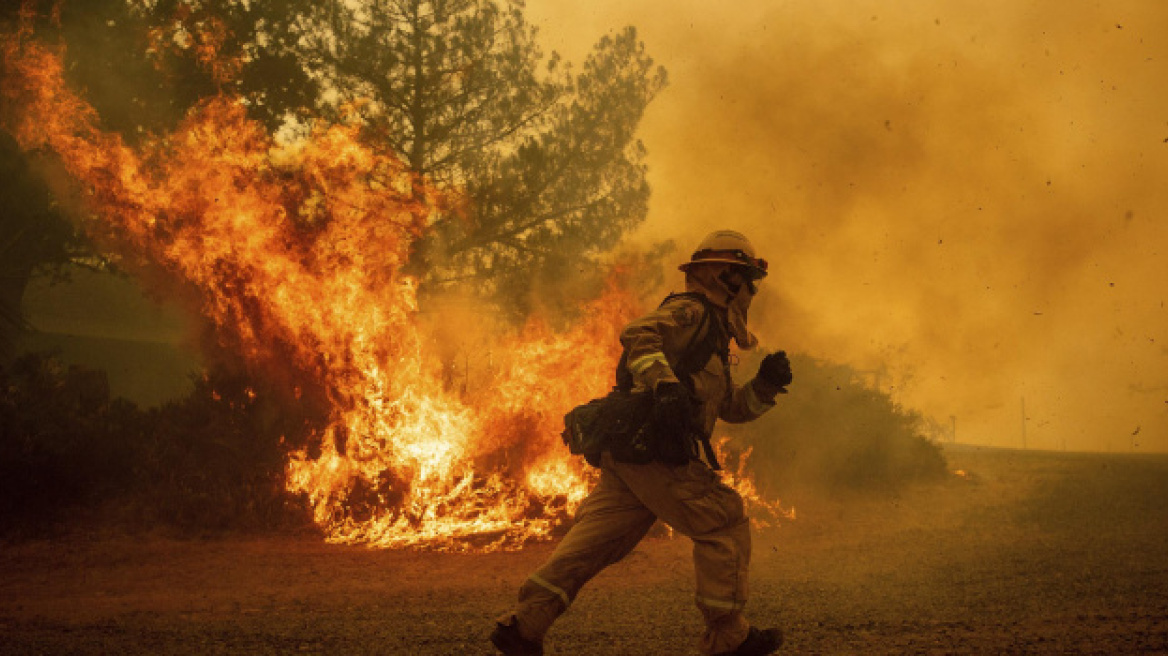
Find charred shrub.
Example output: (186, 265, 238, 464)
(136, 370, 317, 533)
(0, 353, 143, 533)
(0, 352, 314, 536)
(726, 353, 947, 496)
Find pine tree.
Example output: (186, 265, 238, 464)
(291, 0, 667, 311)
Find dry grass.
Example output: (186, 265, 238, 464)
(1, 445, 1166, 655)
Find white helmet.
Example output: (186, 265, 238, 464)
(678, 230, 768, 279)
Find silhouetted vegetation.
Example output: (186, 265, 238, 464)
(0, 352, 314, 538)
(725, 353, 948, 496)
(0, 348, 947, 538)
(0, 133, 98, 361)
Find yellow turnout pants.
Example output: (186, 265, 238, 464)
(505, 451, 752, 655)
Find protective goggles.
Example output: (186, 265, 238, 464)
(688, 249, 769, 279)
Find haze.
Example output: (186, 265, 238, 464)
(19, 0, 1167, 453)
(521, 0, 1168, 453)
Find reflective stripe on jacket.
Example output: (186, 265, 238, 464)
(619, 293, 781, 439)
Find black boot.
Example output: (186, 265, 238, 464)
(490, 618, 544, 656)
(715, 626, 784, 656)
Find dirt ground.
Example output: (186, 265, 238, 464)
(2, 446, 1167, 655)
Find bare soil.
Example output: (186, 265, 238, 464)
(2, 446, 1167, 655)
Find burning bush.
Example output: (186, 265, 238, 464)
(1, 19, 924, 550)
(0, 29, 647, 549)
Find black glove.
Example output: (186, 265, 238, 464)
(757, 351, 793, 389)
(651, 382, 699, 464)
(653, 382, 698, 436)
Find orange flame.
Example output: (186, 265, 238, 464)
(145, 6, 245, 86)
(712, 437, 796, 527)
(1, 29, 786, 550)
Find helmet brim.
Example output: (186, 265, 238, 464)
(679, 259, 768, 279)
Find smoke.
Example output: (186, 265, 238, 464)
(526, 0, 1168, 452)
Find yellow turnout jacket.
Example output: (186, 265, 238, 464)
(619, 293, 783, 443)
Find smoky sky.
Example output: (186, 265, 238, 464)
(527, 0, 1168, 452)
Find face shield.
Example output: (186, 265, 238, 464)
(686, 264, 761, 350)
(722, 268, 759, 350)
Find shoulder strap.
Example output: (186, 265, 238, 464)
(614, 292, 730, 391)
(665, 293, 729, 383)
(658, 293, 729, 471)
(613, 292, 728, 470)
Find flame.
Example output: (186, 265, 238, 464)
(952, 469, 974, 481)
(1, 28, 786, 550)
(712, 437, 797, 527)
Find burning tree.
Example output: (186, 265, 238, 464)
(0, 0, 210, 358)
(0, 2, 710, 551)
(289, 1, 666, 307)
(296, 2, 667, 314)
(10, 0, 667, 316)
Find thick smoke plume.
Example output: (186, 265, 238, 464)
(528, 0, 1168, 452)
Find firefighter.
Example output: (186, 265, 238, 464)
(491, 230, 793, 656)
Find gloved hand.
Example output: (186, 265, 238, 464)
(757, 351, 793, 390)
(653, 382, 698, 437)
(651, 381, 699, 464)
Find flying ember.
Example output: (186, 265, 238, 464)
(1, 29, 783, 551)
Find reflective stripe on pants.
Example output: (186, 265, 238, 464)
(507, 451, 752, 655)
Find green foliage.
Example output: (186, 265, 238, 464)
(724, 353, 948, 495)
(0, 352, 313, 537)
(129, 0, 319, 132)
(291, 0, 667, 313)
(1, 0, 319, 137)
